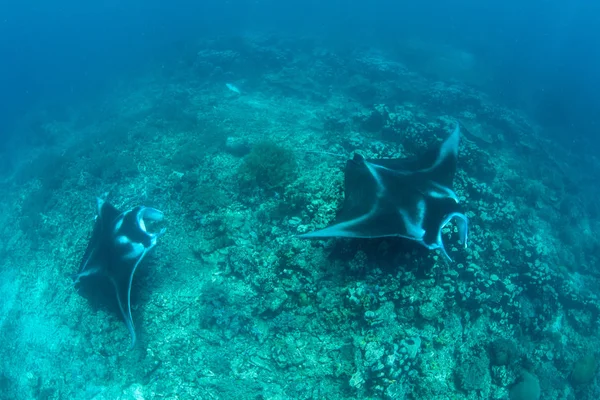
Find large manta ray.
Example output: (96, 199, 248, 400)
(299, 124, 468, 261)
(73, 198, 166, 349)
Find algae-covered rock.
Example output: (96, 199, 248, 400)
(509, 371, 540, 400)
(224, 136, 251, 157)
(571, 354, 597, 385)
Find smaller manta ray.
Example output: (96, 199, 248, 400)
(73, 198, 166, 349)
(299, 124, 468, 261)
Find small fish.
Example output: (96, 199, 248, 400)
(226, 83, 241, 94)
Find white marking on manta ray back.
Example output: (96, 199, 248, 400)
(397, 198, 426, 240)
(364, 160, 386, 197)
(370, 162, 410, 175)
(96, 197, 105, 216)
(123, 242, 145, 260)
(113, 216, 124, 234)
(427, 182, 460, 202)
(116, 235, 131, 245)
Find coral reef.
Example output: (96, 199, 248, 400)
(0, 33, 598, 400)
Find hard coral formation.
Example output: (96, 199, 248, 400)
(237, 140, 298, 191)
(490, 338, 519, 366)
(455, 351, 491, 393)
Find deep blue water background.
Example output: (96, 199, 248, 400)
(1, 0, 599, 149)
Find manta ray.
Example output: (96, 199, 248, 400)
(299, 124, 468, 261)
(73, 198, 166, 349)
